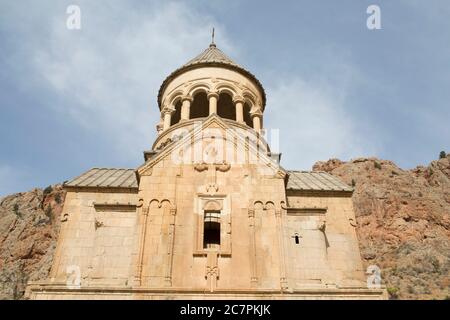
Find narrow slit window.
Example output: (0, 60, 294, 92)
(203, 210, 221, 249)
(293, 233, 300, 245)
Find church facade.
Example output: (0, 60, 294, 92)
(26, 42, 386, 299)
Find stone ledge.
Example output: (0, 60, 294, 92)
(25, 283, 387, 300)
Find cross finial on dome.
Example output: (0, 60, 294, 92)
(210, 27, 216, 47)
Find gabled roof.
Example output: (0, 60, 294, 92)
(157, 44, 266, 110)
(64, 168, 138, 189)
(137, 114, 284, 178)
(286, 171, 353, 192)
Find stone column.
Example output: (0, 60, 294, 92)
(207, 91, 219, 115)
(162, 106, 175, 131)
(180, 96, 192, 121)
(250, 109, 263, 132)
(132, 204, 149, 286)
(248, 208, 258, 286)
(233, 96, 245, 123)
(275, 209, 289, 290)
(164, 206, 177, 287)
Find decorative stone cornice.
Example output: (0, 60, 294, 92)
(93, 202, 137, 212)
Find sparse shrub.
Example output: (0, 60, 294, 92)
(45, 206, 53, 221)
(43, 185, 53, 195)
(439, 151, 446, 159)
(54, 193, 62, 204)
(374, 161, 382, 170)
(351, 179, 356, 187)
(13, 204, 21, 218)
(387, 287, 399, 299)
(429, 256, 440, 272)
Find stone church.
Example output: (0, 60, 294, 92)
(26, 41, 386, 299)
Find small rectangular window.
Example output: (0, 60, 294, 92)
(203, 210, 220, 249)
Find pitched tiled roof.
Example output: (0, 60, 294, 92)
(64, 168, 138, 189)
(157, 43, 266, 110)
(63, 168, 350, 192)
(286, 171, 353, 192)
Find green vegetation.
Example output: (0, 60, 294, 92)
(13, 203, 21, 218)
(54, 193, 62, 204)
(43, 185, 53, 195)
(45, 206, 53, 221)
(439, 151, 446, 159)
(387, 287, 399, 299)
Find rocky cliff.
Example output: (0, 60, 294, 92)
(0, 185, 64, 299)
(313, 155, 449, 299)
(0, 156, 448, 299)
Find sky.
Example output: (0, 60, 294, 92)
(0, 0, 449, 196)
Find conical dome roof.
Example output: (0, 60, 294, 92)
(183, 43, 240, 68)
(158, 43, 266, 109)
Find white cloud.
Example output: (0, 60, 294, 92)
(266, 77, 378, 170)
(1, 1, 376, 173)
(16, 1, 233, 161)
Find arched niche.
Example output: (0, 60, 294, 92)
(190, 91, 209, 119)
(217, 92, 236, 121)
(243, 102, 253, 128)
(170, 100, 182, 126)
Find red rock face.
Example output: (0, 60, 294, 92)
(313, 156, 450, 300)
(0, 156, 448, 299)
(0, 185, 65, 299)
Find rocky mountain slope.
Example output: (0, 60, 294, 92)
(314, 155, 449, 299)
(0, 185, 64, 299)
(0, 156, 448, 299)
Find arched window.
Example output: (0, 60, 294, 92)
(170, 100, 182, 126)
(243, 102, 253, 128)
(203, 210, 221, 249)
(190, 91, 209, 119)
(217, 92, 235, 121)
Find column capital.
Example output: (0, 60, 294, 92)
(161, 106, 175, 115)
(250, 108, 263, 118)
(181, 95, 193, 103)
(232, 95, 245, 104)
(207, 90, 219, 100)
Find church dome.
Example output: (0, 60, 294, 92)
(157, 43, 266, 110)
